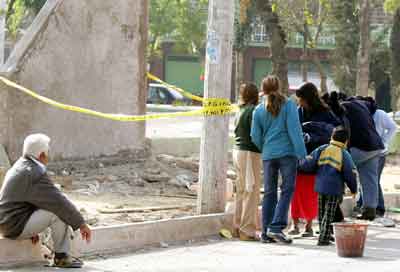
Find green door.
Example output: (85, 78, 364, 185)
(253, 59, 272, 87)
(165, 56, 204, 96)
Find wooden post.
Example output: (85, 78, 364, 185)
(197, 0, 235, 214)
(0, 0, 6, 65)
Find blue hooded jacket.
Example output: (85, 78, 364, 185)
(251, 99, 307, 160)
(298, 140, 358, 196)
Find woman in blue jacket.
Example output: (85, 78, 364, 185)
(251, 76, 307, 244)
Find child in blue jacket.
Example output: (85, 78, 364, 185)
(298, 127, 358, 246)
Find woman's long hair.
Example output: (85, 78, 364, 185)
(239, 83, 259, 106)
(262, 75, 286, 117)
(296, 82, 329, 114)
(323, 91, 347, 117)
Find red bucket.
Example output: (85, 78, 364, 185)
(333, 223, 368, 258)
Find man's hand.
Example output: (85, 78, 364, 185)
(31, 234, 40, 245)
(80, 224, 92, 244)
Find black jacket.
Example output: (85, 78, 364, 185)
(0, 157, 85, 239)
(341, 99, 384, 151)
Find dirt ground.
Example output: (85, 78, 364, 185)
(48, 153, 226, 227)
(48, 153, 400, 227)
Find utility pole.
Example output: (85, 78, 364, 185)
(0, 0, 6, 65)
(197, 0, 235, 214)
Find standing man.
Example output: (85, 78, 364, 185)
(356, 97, 398, 217)
(0, 134, 91, 268)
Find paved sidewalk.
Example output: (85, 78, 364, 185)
(7, 226, 400, 272)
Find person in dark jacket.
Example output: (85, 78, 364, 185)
(299, 127, 358, 246)
(232, 83, 261, 241)
(354, 96, 398, 217)
(0, 134, 91, 268)
(289, 82, 340, 238)
(325, 93, 384, 220)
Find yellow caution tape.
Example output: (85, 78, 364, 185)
(0, 76, 237, 121)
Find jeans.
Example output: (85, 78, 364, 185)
(18, 210, 73, 254)
(357, 155, 386, 214)
(351, 148, 381, 209)
(262, 156, 297, 235)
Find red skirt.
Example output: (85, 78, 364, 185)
(291, 173, 318, 221)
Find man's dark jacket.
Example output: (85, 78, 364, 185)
(0, 157, 84, 239)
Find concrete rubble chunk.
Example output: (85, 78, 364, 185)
(142, 171, 170, 183)
(157, 154, 199, 172)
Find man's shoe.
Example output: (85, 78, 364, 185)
(267, 231, 293, 244)
(53, 256, 83, 268)
(356, 207, 376, 221)
(317, 240, 333, 246)
(329, 236, 335, 242)
(301, 228, 314, 238)
(376, 209, 385, 218)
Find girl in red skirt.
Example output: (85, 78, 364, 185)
(290, 83, 341, 237)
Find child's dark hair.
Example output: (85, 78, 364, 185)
(332, 126, 349, 143)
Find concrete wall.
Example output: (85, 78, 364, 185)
(0, 0, 148, 161)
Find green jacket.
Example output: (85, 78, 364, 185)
(234, 104, 260, 153)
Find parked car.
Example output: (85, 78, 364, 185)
(147, 83, 192, 105)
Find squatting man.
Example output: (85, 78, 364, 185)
(0, 134, 91, 269)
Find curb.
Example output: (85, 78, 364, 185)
(0, 213, 232, 268)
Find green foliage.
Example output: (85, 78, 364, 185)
(174, 0, 208, 55)
(149, 0, 208, 57)
(330, 0, 360, 95)
(234, 0, 257, 51)
(149, 0, 179, 57)
(369, 25, 391, 89)
(391, 7, 400, 109)
(6, 0, 46, 39)
(385, 0, 400, 12)
(20, 0, 46, 13)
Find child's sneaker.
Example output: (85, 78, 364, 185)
(317, 240, 333, 246)
(288, 227, 300, 236)
(301, 228, 314, 238)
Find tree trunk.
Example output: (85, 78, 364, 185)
(331, 0, 359, 96)
(356, 0, 371, 96)
(301, 49, 308, 83)
(301, 29, 308, 83)
(6, 0, 17, 22)
(312, 54, 328, 94)
(234, 49, 245, 101)
(391, 8, 400, 112)
(257, 0, 289, 95)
